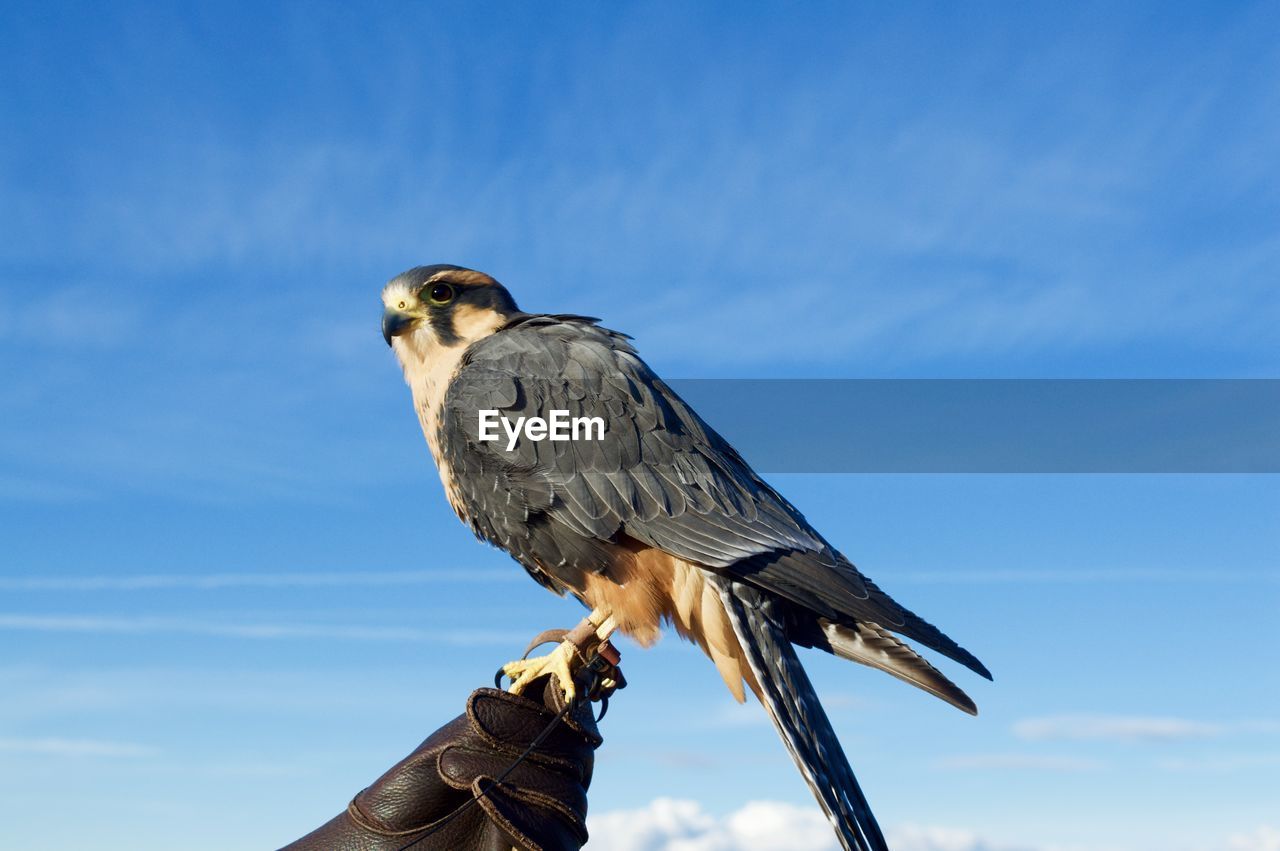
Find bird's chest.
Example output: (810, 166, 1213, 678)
(416, 397, 469, 520)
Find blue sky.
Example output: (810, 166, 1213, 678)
(1, 3, 1278, 850)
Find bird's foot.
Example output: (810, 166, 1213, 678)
(502, 640, 583, 703)
(501, 612, 624, 706)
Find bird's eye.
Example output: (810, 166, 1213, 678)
(397, 300, 407, 310)
(428, 283, 455, 305)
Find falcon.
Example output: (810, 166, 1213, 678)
(381, 264, 991, 851)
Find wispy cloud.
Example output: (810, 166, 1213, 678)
(0, 286, 142, 349)
(702, 700, 771, 730)
(10, 7, 1277, 374)
(0, 665, 464, 721)
(1013, 714, 1217, 742)
(1011, 714, 1280, 743)
(628, 277, 1124, 368)
(888, 824, 1037, 851)
(0, 569, 515, 592)
(0, 737, 157, 758)
(0, 473, 95, 503)
(1157, 753, 1280, 773)
(1229, 826, 1280, 851)
(934, 753, 1105, 772)
(698, 689, 873, 732)
(0, 613, 524, 645)
(890, 569, 1278, 586)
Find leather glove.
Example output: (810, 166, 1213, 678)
(281, 674, 603, 851)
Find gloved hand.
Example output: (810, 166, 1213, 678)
(280, 674, 604, 851)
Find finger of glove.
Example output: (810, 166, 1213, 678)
(475, 778, 590, 851)
(438, 744, 589, 819)
(514, 678, 604, 745)
(468, 691, 600, 764)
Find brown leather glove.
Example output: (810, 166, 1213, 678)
(281, 675, 603, 851)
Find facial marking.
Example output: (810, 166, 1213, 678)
(450, 303, 506, 343)
(427, 269, 498, 288)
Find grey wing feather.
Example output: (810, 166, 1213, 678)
(442, 317, 814, 567)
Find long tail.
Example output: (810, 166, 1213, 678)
(714, 577, 890, 851)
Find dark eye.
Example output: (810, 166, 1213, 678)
(428, 283, 455, 305)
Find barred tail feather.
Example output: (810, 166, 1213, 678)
(714, 577, 889, 851)
(819, 620, 978, 715)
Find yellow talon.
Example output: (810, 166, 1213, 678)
(502, 639, 581, 703)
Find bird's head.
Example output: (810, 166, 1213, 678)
(381, 264, 521, 361)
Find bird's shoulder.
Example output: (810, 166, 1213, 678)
(446, 312, 662, 419)
(457, 312, 637, 372)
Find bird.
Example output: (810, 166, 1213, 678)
(381, 263, 991, 851)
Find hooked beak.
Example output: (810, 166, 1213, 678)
(382, 308, 415, 346)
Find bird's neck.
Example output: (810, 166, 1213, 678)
(393, 334, 462, 457)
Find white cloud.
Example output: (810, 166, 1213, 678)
(1229, 827, 1280, 851)
(584, 800, 1280, 851)
(1013, 714, 1221, 742)
(587, 798, 838, 851)
(585, 799, 1035, 851)
(0, 737, 157, 758)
